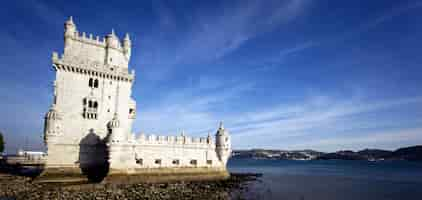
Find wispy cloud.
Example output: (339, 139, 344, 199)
(134, 77, 254, 134)
(231, 95, 422, 137)
(139, 0, 310, 80)
(250, 1, 422, 69)
(135, 74, 422, 151)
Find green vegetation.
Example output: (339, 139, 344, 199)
(0, 131, 4, 153)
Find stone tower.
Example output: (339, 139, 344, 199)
(44, 16, 136, 170)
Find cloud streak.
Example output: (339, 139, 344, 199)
(139, 0, 310, 80)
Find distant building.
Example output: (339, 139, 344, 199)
(17, 149, 46, 158)
(42, 17, 231, 180)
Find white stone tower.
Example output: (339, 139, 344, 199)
(215, 122, 232, 165)
(44, 16, 136, 170)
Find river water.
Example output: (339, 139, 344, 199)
(227, 158, 422, 200)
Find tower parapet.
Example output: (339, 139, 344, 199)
(60, 16, 131, 70)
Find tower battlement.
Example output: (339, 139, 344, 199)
(61, 16, 132, 70)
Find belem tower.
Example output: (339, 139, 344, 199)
(41, 17, 231, 181)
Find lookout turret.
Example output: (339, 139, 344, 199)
(122, 33, 131, 60)
(107, 113, 123, 143)
(215, 122, 231, 165)
(64, 16, 77, 48)
(44, 104, 62, 144)
(105, 29, 120, 49)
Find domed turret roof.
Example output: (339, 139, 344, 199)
(45, 104, 62, 120)
(65, 16, 75, 26)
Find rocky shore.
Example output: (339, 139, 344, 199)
(0, 172, 260, 200)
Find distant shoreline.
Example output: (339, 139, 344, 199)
(232, 145, 422, 161)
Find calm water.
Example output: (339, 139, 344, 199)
(227, 158, 422, 200)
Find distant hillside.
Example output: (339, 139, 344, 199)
(390, 146, 422, 161)
(232, 145, 422, 161)
(358, 149, 393, 160)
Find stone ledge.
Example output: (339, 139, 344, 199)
(34, 167, 229, 184)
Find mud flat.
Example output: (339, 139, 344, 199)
(0, 172, 261, 200)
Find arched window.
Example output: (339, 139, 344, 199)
(88, 100, 92, 108)
(88, 78, 93, 87)
(94, 79, 99, 88)
(93, 102, 98, 109)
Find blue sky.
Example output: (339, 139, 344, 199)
(1, 0, 422, 153)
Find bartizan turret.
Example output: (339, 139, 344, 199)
(107, 113, 123, 143)
(64, 16, 76, 48)
(106, 113, 136, 172)
(215, 122, 231, 166)
(122, 33, 131, 60)
(44, 104, 62, 144)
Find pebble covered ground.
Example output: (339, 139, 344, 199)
(0, 172, 260, 200)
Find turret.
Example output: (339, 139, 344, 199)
(123, 33, 131, 60)
(215, 122, 231, 165)
(64, 16, 77, 47)
(107, 113, 123, 143)
(107, 113, 137, 171)
(44, 104, 62, 144)
(105, 29, 120, 49)
(207, 132, 212, 144)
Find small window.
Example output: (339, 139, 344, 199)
(93, 102, 98, 109)
(88, 101, 93, 108)
(136, 158, 143, 165)
(172, 159, 180, 165)
(110, 81, 112, 85)
(155, 159, 161, 165)
(129, 108, 134, 114)
(94, 79, 99, 88)
(88, 78, 93, 87)
(207, 160, 212, 165)
(108, 96, 111, 99)
(107, 109, 110, 113)
(190, 160, 197, 165)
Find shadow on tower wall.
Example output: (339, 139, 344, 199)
(79, 129, 109, 182)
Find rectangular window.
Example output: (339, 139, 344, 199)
(172, 159, 180, 165)
(155, 159, 161, 165)
(190, 160, 197, 165)
(207, 160, 212, 165)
